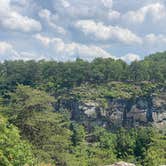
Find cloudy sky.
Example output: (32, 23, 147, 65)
(0, 0, 166, 62)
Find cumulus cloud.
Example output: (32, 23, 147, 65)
(52, 0, 114, 21)
(75, 20, 142, 45)
(142, 33, 166, 53)
(0, 41, 13, 54)
(34, 33, 51, 46)
(145, 33, 166, 45)
(39, 8, 66, 35)
(123, 3, 166, 24)
(60, 0, 70, 8)
(0, 0, 41, 32)
(0, 41, 46, 61)
(1, 13, 42, 32)
(1, 0, 166, 62)
(120, 53, 141, 63)
(0, 41, 20, 61)
(108, 10, 121, 20)
(102, 0, 113, 9)
(34, 34, 115, 61)
(19, 52, 46, 61)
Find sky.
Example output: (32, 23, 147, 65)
(0, 0, 166, 63)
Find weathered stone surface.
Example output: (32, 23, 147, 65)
(105, 161, 136, 166)
(81, 101, 99, 118)
(56, 91, 166, 129)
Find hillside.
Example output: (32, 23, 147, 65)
(0, 52, 166, 166)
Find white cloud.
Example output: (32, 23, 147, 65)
(120, 53, 140, 63)
(39, 9, 66, 35)
(102, 0, 113, 9)
(34, 34, 115, 61)
(52, 39, 115, 61)
(34, 33, 51, 46)
(20, 52, 46, 61)
(38, 8, 51, 20)
(52, 0, 115, 21)
(145, 33, 166, 45)
(0, 0, 41, 32)
(108, 10, 121, 20)
(60, 0, 70, 8)
(2, 12, 41, 32)
(143, 33, 166, 53)
(75, 20, 142, 45)
(0, 41, 20, 61)
(0, 41, 45, 61)
(0, 0, 10, 11)
(0, 41, 13, 54)
(1, 0, 166, 62)
(123, 3, 166, 24)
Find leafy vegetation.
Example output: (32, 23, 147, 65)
(0, 52, 165, 165)
(0, 114, 35, 166)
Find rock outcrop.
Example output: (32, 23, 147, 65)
(56, 88, 166, 130)
(105, 161, 136, 166)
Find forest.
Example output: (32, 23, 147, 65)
(0, 52, 166, 166)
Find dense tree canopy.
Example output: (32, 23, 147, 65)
(0, 52, 165, 96)
(0, 52, 165, 165)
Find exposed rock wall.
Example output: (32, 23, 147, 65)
(56, 91, 166, 129)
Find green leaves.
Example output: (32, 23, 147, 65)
(7, 85, 72, 165)
(0, 51, 165, 165)
(0, 114, 34, 166)
(144, 132, 166, 166)
(71, 123, 86, 146)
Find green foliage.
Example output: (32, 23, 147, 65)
(71, 123, 86, 146)
(0, 52, 165, 165)
(26, 111, 72, 165)
(116, 128, 136, 159)
(69, 82, 160, 104)
(7, 84, 55, 127)
(5, 85, 72, 165)
(144, 134, 166, 166)
(0, 114, 34, 166)
(0, 52, 165, 95)
(92, 127, 116, 150)
(134, 127, 154, 160)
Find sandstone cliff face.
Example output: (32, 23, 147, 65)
(56, 91, 166, 129)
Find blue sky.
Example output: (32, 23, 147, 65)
(0, 0, 166, 62)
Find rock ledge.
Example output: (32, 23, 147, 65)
(105, 161, 136, 166)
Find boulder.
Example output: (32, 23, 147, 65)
(106, 161, 136, 166)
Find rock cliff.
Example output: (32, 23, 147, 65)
(56, 82, 166, 130)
